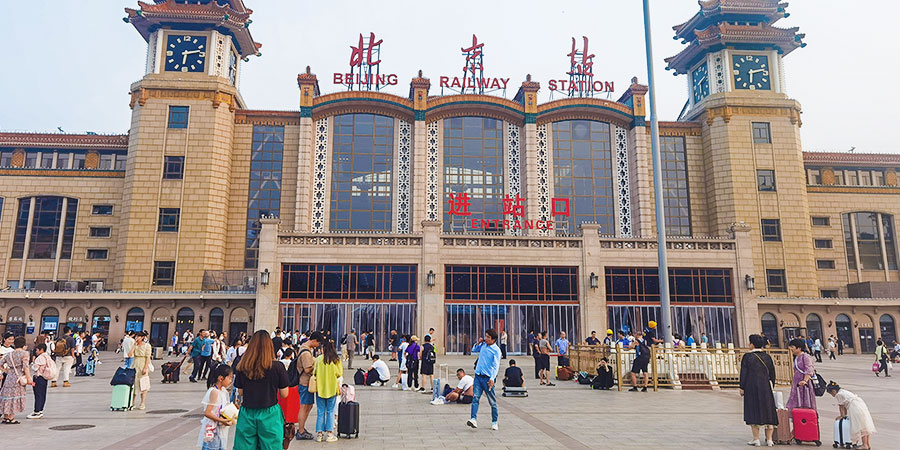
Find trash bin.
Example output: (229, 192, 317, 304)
(152, 347, 164, 360)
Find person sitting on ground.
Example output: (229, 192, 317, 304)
(365, 354, 391, 386)
(592, 357, 615, 390)
(431, 368, 474, 405)
(502, 360, 524, 388)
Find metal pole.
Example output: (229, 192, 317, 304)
(642, 0, 673, 345)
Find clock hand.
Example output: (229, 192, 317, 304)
(181, 49, 201, 64)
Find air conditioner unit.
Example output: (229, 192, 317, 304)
(61, 281, 85, 292)
(243, 276, 256, 287)
(34, 280, 58, 291)
(86, 281, 104, 292)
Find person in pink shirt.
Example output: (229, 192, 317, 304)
(28, 343, 57, 419)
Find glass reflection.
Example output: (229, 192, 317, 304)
(552, 120, 614, 234)
(443, 117, 504, 232)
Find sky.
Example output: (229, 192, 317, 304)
(1, 0, 898, 154)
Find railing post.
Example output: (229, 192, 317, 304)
(651, 345, 658, 391)
(616, 343, 623, 391)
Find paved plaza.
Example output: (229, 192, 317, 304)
(3, 351, 897, 450)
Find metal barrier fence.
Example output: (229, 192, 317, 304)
(569, 344, 792, 391)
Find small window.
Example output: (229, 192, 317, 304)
(811, 216, 830, 227)
(73, 153, 86, 169)
(845, 170, 858, 185)
(168, 106, 189, 129)
(89, 227, 111, 238)
(752, 122, 771, 144)
(0, 151, 12, 167)
(99, 154, 115, 170)
(86, 249, 108, 260)
(873, 170, 885, 186)
(833, 170, 844, 185)
(24, 152, 37, 168)
(761, 219, 782, 242)
(115, 154, 127, 171)
(153, 261, 176, 286)
(56, 152, 70, 169)
(40, 153, 54, 169)
(806, 169, 821, 185)
(92, 204, 114, 215)
(163, 156, 184, 180)
(158, 208, 181, 232)
(820, 289, 839, 298)
(766, 269, 787, 293)
(814, 239, 832, 249)
(816, 260, 836, 270)
(757, 169, 776, 191)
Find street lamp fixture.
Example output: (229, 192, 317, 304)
(426, 270, 435, 288)
(745, 275, 755, 291)
(589, 272, 599, 290)
(260, 268, 270, 286)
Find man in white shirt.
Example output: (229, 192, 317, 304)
(121, 332, 135, 368)
(365, 355, 391, 385)
(434, 368, 474, 404)
(392, 337, 410, 389)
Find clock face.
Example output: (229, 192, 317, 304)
(691, 63, 710, 104)
(732, 54, 771, 91)
(165, 34, 207, 73)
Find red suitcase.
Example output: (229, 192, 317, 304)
(791, 408, 821, 446)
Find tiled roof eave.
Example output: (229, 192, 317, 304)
(0, 133, 128, 149)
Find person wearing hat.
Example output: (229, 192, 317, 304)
(585, 331, 601, 346)
(405, 335, 422, 392)
(826, 381, 876, 449)
(603, 330, 614, 347)
(645, 321, 663, 346)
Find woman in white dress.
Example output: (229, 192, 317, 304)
(826, 381, 876, 449)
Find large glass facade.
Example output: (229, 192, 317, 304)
(281, 264, 417, 301)
(445, 265, 578, 303)
(245, 125, 284, 268)
(843, 212, 898, 270)
(445, 304, 579, 354)
(443, 117, 504, 232)
(12, 196, 78, 259)
(606, 305, 735, 346)
(280, 302, 416, 352)
(551, 120, 614, 234)
(660, 136, 692, 236)
(330, 114, 394, 231)
(605, 267, 733, 304)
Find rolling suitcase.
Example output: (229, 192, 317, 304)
(502, 386, 528, 397)
(85, 358, 96, 376)
(111, 384, 134, 411)
(791, 408, 821, 446)
(74, 363, 88, 377)
(161, 362, 181, 383)
(337, 401, 360, 438)
(833, 417, 855, 448)
(773, 409, 793, 445)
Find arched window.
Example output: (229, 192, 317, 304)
(12, 196, 79, 259)
(40, 307, 59, 333)
(880, 314, 897, 345)
(92, 308, 111, 343)
(760, 312, 779, 347)
(330, 114, 395, 231)
(552, 120, 614, 234)
(176, 307, 195, 337)
(209, 308, 224, 334)
(835, 314, 853, 349)
(806, 313, 823, 340)
(443, 116, 504, 232)
(126, 307, 144, 333)
(843, 212, 898, 271)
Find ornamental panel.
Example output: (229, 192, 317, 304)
(396, 120, 412, 233)
(311, 118, 329, 233)
(614, 126, 633, 237)
(712, 51, 727, 94)
(506, 122, 522, 236)
(535, 124, 551, 236)
(425, 121, 440, 221)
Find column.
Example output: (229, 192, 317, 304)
(517, 77, 542, 236)
(580, 223, 606, 335)
(409, 72, 431, 232)
(296, 67, 319, 231)
(254, 216, 281, 333)
(420, 221, 445, 353)
(731, 222, 757, 346)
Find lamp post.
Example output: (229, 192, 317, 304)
(642, 0, 673, 345)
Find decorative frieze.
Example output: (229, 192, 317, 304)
(535, 124, 551, 235)
(506, 122, 522, 236)
(425, 121, 440, 222)
(614, 126, 632, 237)
(311, 118, 329, 233)
(396, 120, 412, 233)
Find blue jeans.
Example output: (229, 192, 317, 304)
(470, 375, 498, 423)
(123, 357, 134, 368)
(315, 395, 338, 433)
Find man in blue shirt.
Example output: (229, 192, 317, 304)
(200, 332, 214, 379)
(467, 328, 501, 431)
(188, 329, 207, 383)
(555, 332, 570, 367)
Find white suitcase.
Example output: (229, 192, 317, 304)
(833, 417, 856, 449)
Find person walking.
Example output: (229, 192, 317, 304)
(365, 330, 376, 360)
(812, 337, 823, 363)
(189, 330, 207, 383)
(739, 335, 778, 447)
(786, 338, 816, 412)
(0, 337, 33, 424)
(51, 326, 76, 388)
(837, 336, 844, 355)
(628, 331, 651, 392)
(198, 364, 236, 450)
(826, 381, 876, 450)
(294, 331, 323, 441)
(28, 343, 56, 419)
(313, 339, 342, 443)
(344, 330, 357, 369)
(466, 328, 501, 431)
(132, 331, 152, 410)
(499, 330, 508, 360)
(405, 335, 421, 391)
(828, 336, 837, 361)
(233, 330, 290, 450)
(874, 338, 890, 377)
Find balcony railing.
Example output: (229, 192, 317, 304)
(201, 270, 258, 292)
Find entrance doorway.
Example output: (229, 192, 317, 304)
(859, 328, 876, 353)
(150, 322, 169, 348)
(782, 327, 806, 347)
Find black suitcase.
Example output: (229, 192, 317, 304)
(111, 367, 136, 386)
(161, 362, 181, 383)
(337, 401, 360, 438)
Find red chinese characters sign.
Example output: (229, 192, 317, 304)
(447, 194, 569, 230)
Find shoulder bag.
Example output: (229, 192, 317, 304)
(308, 362, 318, 393)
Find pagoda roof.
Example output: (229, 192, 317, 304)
(125, 0, 261, 57)
(665, 22, 804, 74)
(674, 0, 790, 42)
(0, 132, 128, 150)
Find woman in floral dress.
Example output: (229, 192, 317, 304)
(0, 337, 34, 424)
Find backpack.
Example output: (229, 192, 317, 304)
(577, 371, 593, 385)
(423, 344, 436, 364)
(354, 368, 366, 385)
(54, 338, 68, 356)
(45, 354, 60, 380)
(286, 357, 300, 387)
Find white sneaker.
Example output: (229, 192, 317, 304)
(27, 412, 43, 419)
(430, 398, 445, 405)
(766, 440, 774, 447)
(466, 418, 477, 429)
(491, 423, 498, 431)
(746, 440, 760, 447)
(391, 383, 399, 389)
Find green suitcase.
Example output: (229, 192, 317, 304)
(111, 384, 133, 411)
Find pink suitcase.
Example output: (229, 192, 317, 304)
(791, 408, 821, 446)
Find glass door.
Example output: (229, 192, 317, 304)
(859, 328, 876, 353)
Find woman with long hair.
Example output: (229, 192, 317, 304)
(313, 339, 343, 442)
(739, 334, 778, 447)
(785, 338, 816, 412)
(132, 331, 152, 410)
(233, 330, 290, 450)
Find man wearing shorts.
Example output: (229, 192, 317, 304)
(538, 331, 554, 386)
(295, 331, 323, 440)
(628, 331, 651, 392)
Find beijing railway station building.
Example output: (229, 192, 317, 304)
(1, 0, 899, 354)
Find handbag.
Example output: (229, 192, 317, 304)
(308, 362, 318, 393)
(148, 359, 155, 373)
(872, 362, 881, 372)
(772, 391, 785, 409)
(812, 372, 826, 397)
(17, 374, 28, 386)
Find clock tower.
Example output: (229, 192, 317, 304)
(666, 1, 817, 298)
(116, 0, 261, 291)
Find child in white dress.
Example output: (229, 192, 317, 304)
(197, 364, 236, 450)
(826, 381, 876, 450)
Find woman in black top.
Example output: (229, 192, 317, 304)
(233, 330, 290, 450)
(739, 334, 778, 447)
